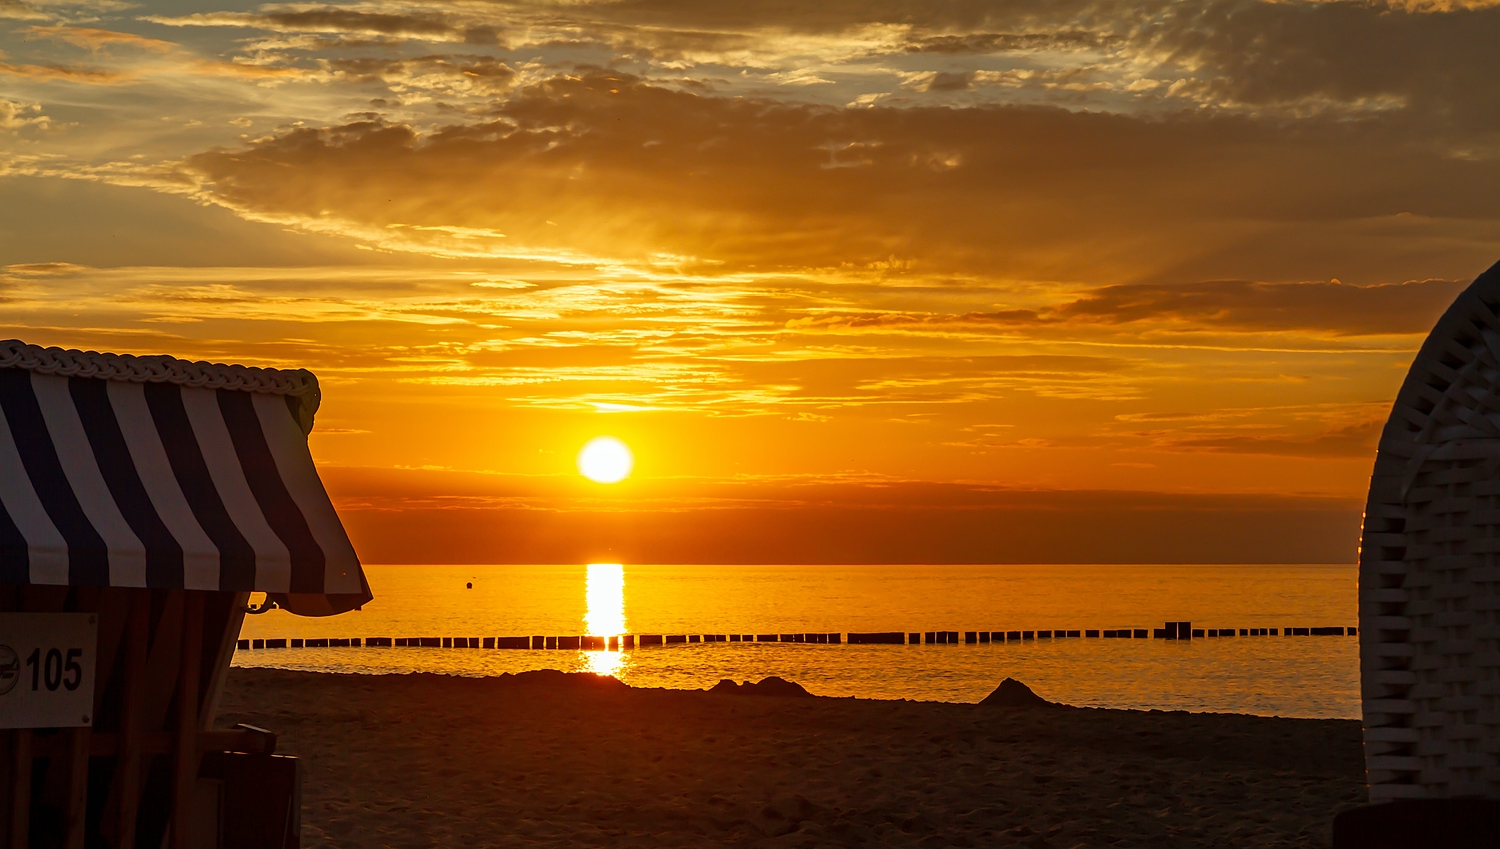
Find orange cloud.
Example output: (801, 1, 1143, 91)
(1152, 420, 1384, 458)
(1055, 278, 1466, 335)
(786, 278, 1466, 336)
(0, 59, 122, 81)
(784, 309, 1047, 330)
(322, 54, 515, 94)
(22, 25, 177, 52)
(177, 71, 1500, 287)
(148, 8, 498, 43)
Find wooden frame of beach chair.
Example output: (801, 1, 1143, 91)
(0, 586, 258, 849)
(0, 342, 370, 849)
(1352, 259, 1500, 817)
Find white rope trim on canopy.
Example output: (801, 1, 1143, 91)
(0, 340, 321, 433)
(0, 339, 319, 398)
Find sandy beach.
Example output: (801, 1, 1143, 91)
(217, 668, 1364, 848)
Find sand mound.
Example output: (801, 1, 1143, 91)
(499, 668, 630, 692)
(979, 677, 1053, 707)
(709, 676, 812, 697)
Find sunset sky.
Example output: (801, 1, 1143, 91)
(3, 0, 1497, 563)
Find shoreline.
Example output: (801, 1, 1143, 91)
(220, 667, 1365, 848)
(228, 658, 1353, 718)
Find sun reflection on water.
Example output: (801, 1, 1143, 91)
(584, 563, 626, 676)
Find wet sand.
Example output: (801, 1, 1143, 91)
(217, 668, 1365, 848)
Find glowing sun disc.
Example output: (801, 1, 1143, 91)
(578, 437, 633, 483)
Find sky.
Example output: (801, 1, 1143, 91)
(2, 0, 1498, 563)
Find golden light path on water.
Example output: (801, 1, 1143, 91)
(584, 563, 626, 676)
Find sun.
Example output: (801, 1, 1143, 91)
(578, 437, 633, 483)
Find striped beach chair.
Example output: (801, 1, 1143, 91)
(0, 340, 370, 849)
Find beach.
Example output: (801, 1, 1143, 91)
(218, 668, 1365, 848)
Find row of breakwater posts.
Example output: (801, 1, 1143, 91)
(236, 621, 1356, 651)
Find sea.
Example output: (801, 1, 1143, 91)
(234, 563, 1359, 719)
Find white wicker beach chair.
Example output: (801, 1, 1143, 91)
(1360, 259, 1500, 801)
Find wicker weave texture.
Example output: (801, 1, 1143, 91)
(1360, 259, 1500, 801)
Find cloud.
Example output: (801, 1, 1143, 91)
(147, 9, 479, 40)
(119, 0, 1500, 126)
(0, 99, 49, 130)
(563, 0, 1142, 38)
(1144, 0, 1500, 125)
(0, 59, 121, 81)
(903, 30, 1116, 53)
(778, 279, 1463, 336)
(0, 0, 47, 20)
(22, 25, 176, 52)
(323, 54, 515, 95)
(1155, 420, 1382, 458)
(47, 0, 1500, 133)
(176, 70, 1500, 287)
(0, 0, 138, 22)
(1055, 277, 1466, 335)
(786, 309, 1045, 329)
(0, 24, 319, 86)
(0, 261, 88, 275)
(926, 70, 973, 91)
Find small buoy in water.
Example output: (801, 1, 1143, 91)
(466, 582, 473, 589)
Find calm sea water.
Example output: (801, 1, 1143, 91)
(234, 564, 1359, 718)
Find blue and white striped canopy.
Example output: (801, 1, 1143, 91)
(0, 341, 369, 616)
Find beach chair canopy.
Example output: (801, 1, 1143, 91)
(0, 340, 370, 616)
(1360, 258, 1500, 800)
